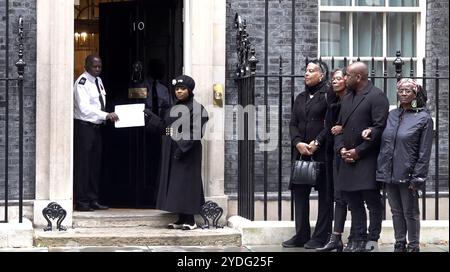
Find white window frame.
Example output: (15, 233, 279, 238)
(318, 0, 426, 75)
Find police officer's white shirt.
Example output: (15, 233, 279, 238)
(74, 71, 108, 124)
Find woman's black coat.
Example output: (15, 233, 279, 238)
(145, 97, 209, 214)
(289, 82, 329, 190)
(323, 91, 343, 198)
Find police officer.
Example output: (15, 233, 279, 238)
(73, 54, 119, 211)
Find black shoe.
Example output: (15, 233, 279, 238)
(316, 234, 344, 252)
(282, 236, 306, 248)
(304, 239, 325, 249)
(394, 241, 407, 252)
(74, 204, 94, 212)
(407, 244, 420, 252)
(90, 201, 109, 210)
(352, 240, 368, 252)
(343, 239, 355, 252)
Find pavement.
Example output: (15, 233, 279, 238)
(0, 243, 448, 252)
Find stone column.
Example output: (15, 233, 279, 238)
(189, 0, 228, 220)
(33, 0, 74, 228)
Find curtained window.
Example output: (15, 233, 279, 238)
(319, 1, 424, 104)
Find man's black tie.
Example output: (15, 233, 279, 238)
(95, 78, 105, 111)
(151, 79, 159, 115)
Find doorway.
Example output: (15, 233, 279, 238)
(74, 0, 183, 208)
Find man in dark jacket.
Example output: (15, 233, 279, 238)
(335, 62, 389, 252)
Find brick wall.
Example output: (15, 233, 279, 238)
(0, 0, 36, 200)
(226, 0, 318, 194)
(426, 0, 449, 191)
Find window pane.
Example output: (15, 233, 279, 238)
(356, 0, 385, 6)
(353, 13, 383, 57)
(321, 60, 348, 72)
(389, 0, 418, 7)
(387, 13, 417, 57)
(321, 12, 349, 56)
(321, 0, 351, 6)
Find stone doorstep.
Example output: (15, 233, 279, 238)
(0, 218, 34, 248)
(72, 209, 178, 228)
(33, 226, 242, 248)
(228, 216, 450, 246)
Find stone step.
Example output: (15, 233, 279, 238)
(72, 209, 177, 228)
(34, 226, 242, 247)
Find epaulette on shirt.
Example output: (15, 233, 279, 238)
(78, 77, 86, 85)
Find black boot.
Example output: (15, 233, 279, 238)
(394, 241, 407, 252)
(343, 239, 355, 252)
(316, 234, 344, 252)
(352, 240, 367, 252)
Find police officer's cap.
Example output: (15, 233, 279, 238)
(172, 75, 195, 92)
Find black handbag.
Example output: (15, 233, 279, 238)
(291, 156, 324, 186)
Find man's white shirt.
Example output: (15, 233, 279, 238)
(74, 72, 108, 124)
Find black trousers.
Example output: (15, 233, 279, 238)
(292, 184, 334, 244)
(73, 120, 103, 206)
(344, 190, 383, 242)
(385, 183, 420, 246)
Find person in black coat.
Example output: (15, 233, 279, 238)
(316, 68, 356, 252)
(282, 59, 334, 249)
(334, 62, 389, 252)
(365, 79, 433, 252)
(144, 75, 208, 230)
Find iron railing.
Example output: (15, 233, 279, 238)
(234, 13, 449, 221)
(0, 12, 26, 223)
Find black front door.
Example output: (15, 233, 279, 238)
(99, 0, 183, 208)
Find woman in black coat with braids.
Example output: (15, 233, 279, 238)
(282, 59, 334, 249)
(316, 68, 356, 252)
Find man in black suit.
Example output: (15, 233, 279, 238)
(335, 62, 389, 251)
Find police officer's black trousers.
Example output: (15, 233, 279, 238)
(74, 120, 102, 206)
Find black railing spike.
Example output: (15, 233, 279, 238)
(331, 57, 335, 70)
(371, 57, 375, 76)
(279, 56, 283, 74)
(357, 56, 360, 62)
(249, 48, 258, 75)
(344, 57, 347, 67)
(435, 58, 439, 77)
(15, 16, 26, 79)
(410, 57, 414, 77)
(393, 50, 404, 81)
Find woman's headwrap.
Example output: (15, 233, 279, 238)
(396, 78, 419, 93)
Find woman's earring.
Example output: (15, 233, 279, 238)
(411, 99, 417, 108)
(397, 100, 401, 108)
